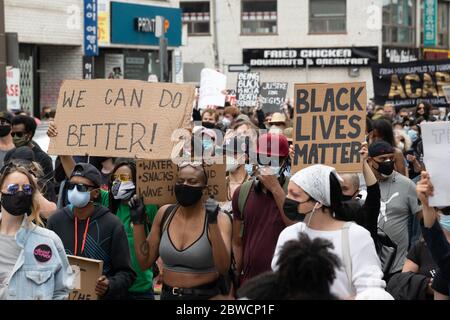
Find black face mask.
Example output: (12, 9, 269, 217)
(175, 184, 204, 207)
(341, 194, 354, 202)
(0, 125, 11, 138)
(283, 197, 306, 222)
(1, 191, 33, 216)
(375, 160, 395, 177)
(201, 121, 216, 129)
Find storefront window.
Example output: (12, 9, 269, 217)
(241, 0, 277, 35)
(309, 0, 346, 34)
(383, 0, 415, 46)
(180, 1, 210, 35)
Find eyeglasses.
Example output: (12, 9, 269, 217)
(11, 132, 26, 138)
(4, 183, 34, 195)
(67, 182, 96, 192)
(112, 173, 131, 182)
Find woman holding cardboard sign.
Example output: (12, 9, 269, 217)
(0, 162, 74, 300)
(132, 162, 232, 300)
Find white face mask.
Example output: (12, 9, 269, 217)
(111, 181, 136, 200)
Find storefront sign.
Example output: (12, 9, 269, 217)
(83, 56, 94, 80)
(423, 48, 450, 60)
(98, 0, 110, 45)
(111, 2, 181, 46)
(243, 47, 378, 68)
(84, 0, 99, 56)
(424, 0, 438, 47)
(383, 47, 419, 63)
(6, 67, 20, 111)
(372, 59, 450, 109)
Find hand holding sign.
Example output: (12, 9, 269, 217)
(416, 171, 434, 208)
(95, 275, 110, 297)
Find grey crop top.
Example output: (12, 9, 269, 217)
(159, 207, 217, 274)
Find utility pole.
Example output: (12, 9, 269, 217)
(211, 0, 220, 69)
(156, 15, 168, 82)
(0, 0, 7, 111)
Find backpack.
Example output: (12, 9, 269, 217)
(237, 177, 290, 237)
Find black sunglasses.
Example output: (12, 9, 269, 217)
(67, 182, 96, 192)
(11, 132, 27, 138)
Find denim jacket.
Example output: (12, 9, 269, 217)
(3, 215, 74, 300)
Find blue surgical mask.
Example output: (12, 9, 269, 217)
(439, 214, 450, 232)
(408, 130, 418, 142)
(203, 139, 214, 151)
(245, 164, 254, 176)
(68, 189, 91, 208)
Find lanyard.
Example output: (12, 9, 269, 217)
(74, 216, 90, 256)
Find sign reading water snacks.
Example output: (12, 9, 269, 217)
(260, 82, 288, 114)
(137, 159, 227, 205)
(371, 59, 450, 109)
(236, 72, 260, 108)
(292, 82, 366, 173)
(48, 80, 194, 159)
(243, 47, 378, 68)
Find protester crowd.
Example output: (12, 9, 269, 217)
(0, 95, 449, 301)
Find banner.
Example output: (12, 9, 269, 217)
(48, 80, 194, 159)
(382, 46, 419, 63)
(198, 68, 227, 109)
(260, 82, 288, 114)
(424, 0, 438, 47)
(84, 0, 98, 57)
(137, 159, 227, 205)
(236, 72, 260, 108)
(421, 121, 450, 207)
(98, 0, 110, 45)
(371, 59, 450, 109)
(68, 255, 103, 300)
(292, 82, 366, 173)
(243, 47, 378, 68)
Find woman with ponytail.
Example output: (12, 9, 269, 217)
(272, 164, 386, 299)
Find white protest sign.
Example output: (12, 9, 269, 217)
(421, 121, 450, 206)
(198, 68, 226, 110)
(6, 67, 20, 111)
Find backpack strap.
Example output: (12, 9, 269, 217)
(238, 181, 254, 238)
(341, 222, 354, 291)
(160, 204, 178, 236)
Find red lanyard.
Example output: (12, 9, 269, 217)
(74, 217, 90, 256)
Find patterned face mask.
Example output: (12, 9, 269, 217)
(111, 181, 135, 200)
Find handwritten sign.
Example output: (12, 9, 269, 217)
(48, 80, 195, 159)
(198, 68, 227, 109)
(422, 121, 450, 206)
(68, 255, 103, 300)
(236, 72, 260, 108)
(292, 82, 366, 173)
(137, 159, 227, 205)
(260, 82, 288, 114)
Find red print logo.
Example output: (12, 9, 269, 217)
(33, 244, 52, 263)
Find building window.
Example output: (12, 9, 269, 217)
(180, 1, 210, 35)
(241, 0, 277, 35)
(383, 0, 415, 46)
(419, 1, 449, 48)
(309, 0, 346, 34)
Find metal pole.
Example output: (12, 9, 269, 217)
(159, 34, 165, 82)
(0, 0, 7, 111)
(211, 0, 220, 69)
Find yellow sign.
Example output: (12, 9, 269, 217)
(98, 0, 110, 45)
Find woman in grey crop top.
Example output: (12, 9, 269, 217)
(132, 162, 232, 300)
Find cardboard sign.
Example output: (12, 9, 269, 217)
(292, 82, 366, 173)
(260, 82, 288, 114)
(68, 255, 103, 300)
(198, 68, 227, 109)
(236, 72, 260, 108)
(137, 159, 227, 205)
(421, 121, 450, 206)
(48, 80, 195, 159)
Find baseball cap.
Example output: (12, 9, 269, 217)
(257, 133, 289, 157)
(0, 111, 14, 124)
(70, 163, 102, 188)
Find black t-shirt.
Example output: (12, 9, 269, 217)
(407, 240, 437, 278)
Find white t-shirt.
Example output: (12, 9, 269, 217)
(271, 222, 386, 299)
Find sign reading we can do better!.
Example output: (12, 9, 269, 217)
(292, 82, 366, 173)
(48, 80, 195, 159)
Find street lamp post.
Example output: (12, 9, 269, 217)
(0, 0, 7, 111)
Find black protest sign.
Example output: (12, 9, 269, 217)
(236, 72, 260, 108)
(372, 59, 450, 110)
(137, 159, 227, 205)
(260, 82, 288, 113)
(48, 80, 194, 159)
(293, 82, 366, 173)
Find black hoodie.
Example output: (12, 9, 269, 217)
(47, 204, 136, 299)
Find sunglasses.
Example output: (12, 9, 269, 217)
(67, 182, 96, 192)
(11, 132, 27, 138)
(112, 173, 131, 182)
(4, 183, 34, 195)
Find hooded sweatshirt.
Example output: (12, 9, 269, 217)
(46, 204, 136, 299)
